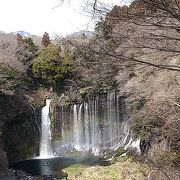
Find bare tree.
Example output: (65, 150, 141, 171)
(93, 0, 180, 71)
(0, 33, 25, 94)
(0, 32, 38, 94)
(56, 0, 180, 71)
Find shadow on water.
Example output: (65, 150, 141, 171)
(11, 153, 100, 176)
(11, 157, 75, 176)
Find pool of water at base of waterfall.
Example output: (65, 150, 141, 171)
(10, 153, 100, 176)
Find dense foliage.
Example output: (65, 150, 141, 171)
(32, 44, 73, 87)
(0, 64, 22, 94)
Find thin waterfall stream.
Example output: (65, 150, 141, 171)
(39, 99, 53, 157)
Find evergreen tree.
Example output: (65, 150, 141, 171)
(32, 44, 73, 87)
(41, 32, 51, 47)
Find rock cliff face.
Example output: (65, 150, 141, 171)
(0, 92, 40, 172)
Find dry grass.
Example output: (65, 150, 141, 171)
(64, 157, 150, 180)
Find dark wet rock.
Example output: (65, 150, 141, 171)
(54, 170, 68, 180)
(0, 150, 8, 173)
(0, 93, 40, 163)
(0, 169, 32, 180)
(98, 149, 115, 159)
(0, 169, 66, 180)
(98, 158, 112, 166)
(0, 92, 39, 163)
(114, 147, 126, 157)
(0, 176, 19, 180)
(98, 151, 114, 166)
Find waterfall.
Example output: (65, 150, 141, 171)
(53, 92, 140, 155)
(39, 99, 53, 157)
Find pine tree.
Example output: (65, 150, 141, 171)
(41, 32, 51, 47)
(32, 44, 73, 86)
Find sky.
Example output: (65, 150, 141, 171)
(0, 0, 129, 36)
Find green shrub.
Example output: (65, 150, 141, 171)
(32, 44, 73, 87)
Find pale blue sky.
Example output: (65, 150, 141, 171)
(0, 0, 130, 36)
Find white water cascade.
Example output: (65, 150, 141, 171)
(53, 92, 140, 155)
(39, 99, 53, 157)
